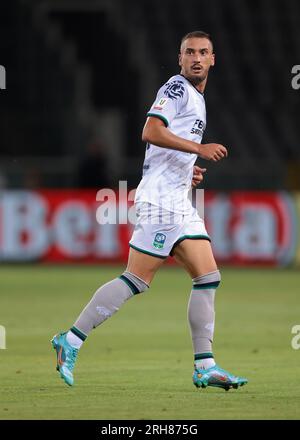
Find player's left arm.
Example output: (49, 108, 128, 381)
(192, 165, 206, 188)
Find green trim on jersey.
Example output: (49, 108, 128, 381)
(146, 112, 169, 127)
(129, 243, 167, 259)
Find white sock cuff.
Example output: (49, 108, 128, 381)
(192, 270, 221, 285)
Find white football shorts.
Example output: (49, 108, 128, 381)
(129, 202, 210, 259)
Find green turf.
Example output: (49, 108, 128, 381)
(0, 265, 300, 420)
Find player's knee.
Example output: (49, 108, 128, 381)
(121, 271, 150, 294)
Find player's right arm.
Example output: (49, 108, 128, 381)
(142, 116, 227, 162)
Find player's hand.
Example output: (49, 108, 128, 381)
(192, 165, 206, 188)
(198, 143, 228, 161)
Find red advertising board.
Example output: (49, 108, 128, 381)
(205, 192, 297, 265)
(0, 190, 297, 265)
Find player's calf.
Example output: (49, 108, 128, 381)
(70, 271, 149, 341)
(51, 271, 149, 385)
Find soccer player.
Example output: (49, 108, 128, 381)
(52, 31, 248, 391)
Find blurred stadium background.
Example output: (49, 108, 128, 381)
(0, 0, 300, 265)
(1, 0, 300, 420)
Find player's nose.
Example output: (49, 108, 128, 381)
(193, 52, 202, 62)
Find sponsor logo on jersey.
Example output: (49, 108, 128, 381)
(153, 232, 167, 249)
(153, 97, 169, 110)
(164, 80, 185, 100)
(190, 119, 205, 136)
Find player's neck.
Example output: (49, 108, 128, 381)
(196, 80, 206, 94)
(180, 73, 207, 94)
(193, 76, 207, 94)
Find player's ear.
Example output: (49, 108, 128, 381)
(211, 53, 215, 67)
(178, 52, 182, 67)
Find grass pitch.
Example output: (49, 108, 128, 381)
(0, 264, 300, 420)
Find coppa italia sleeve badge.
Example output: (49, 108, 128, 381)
(164, 80, 185, 100)
(153, 98, 169, 110)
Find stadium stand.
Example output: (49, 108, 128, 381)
(1, 0, 300, 188)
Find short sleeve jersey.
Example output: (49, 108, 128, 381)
(135, 74, 207, 214)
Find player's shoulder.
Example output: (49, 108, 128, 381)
(159, 74, 188, 100)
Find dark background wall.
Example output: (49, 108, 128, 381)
(1, 0, 300, 189)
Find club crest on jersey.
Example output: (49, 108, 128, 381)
(153, 97, 169, 110)
(164, 80, 185, 100)
(190, 119, 205, 136)
(153, 233, 167, 249)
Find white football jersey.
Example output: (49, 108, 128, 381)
(135, 74, 206, 214)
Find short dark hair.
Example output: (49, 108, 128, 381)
(180, 31, 213, 50)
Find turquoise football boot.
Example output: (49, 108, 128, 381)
(51, 332, 78, 386)
(193, 364, 248, 391)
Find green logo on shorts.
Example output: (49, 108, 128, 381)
(153, 233, 166, 249)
